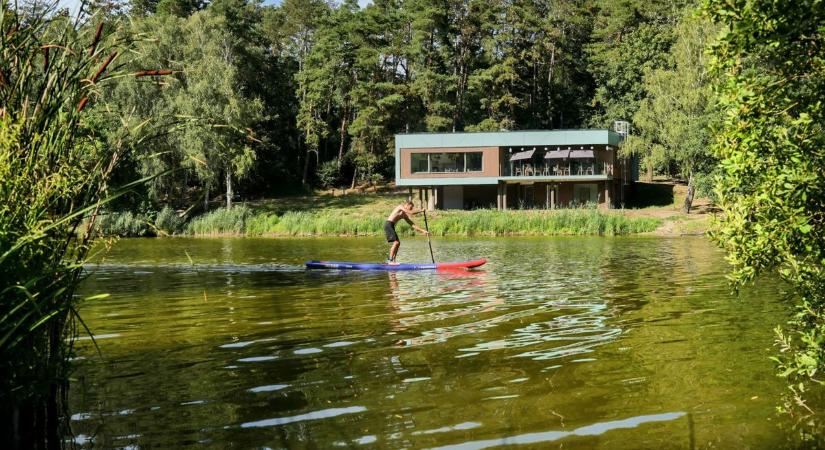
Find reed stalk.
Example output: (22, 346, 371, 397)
(0, 3, 155, 447)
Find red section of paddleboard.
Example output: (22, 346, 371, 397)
(435, 258, 486, 270)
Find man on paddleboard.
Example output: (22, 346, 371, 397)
(385, 199, 429, 263)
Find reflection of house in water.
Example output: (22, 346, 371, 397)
(387, 271, 503, 343)
(386, 266, 621, 361)
(395, 127, 637, 210)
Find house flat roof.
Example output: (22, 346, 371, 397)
(395, 129, 622, 149)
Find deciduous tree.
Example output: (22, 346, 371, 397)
(625, 11, 719, 212)
(705, 0, 825, 413)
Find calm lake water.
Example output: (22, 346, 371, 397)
(71, 236, 808, 448)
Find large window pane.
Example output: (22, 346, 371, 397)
(411, 153, 429, 173)
(430, 153, 463, 172)
(411, 151, 484, 173)
(465, 152, 482, 171)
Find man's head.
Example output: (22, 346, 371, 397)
(404, 198, 414, 209)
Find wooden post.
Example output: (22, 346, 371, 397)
(550, 185, 556, 209)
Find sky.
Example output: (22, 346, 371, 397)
(55, 0, 371, 16)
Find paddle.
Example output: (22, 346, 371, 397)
(422, 206, 435, 263)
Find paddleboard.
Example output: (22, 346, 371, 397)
(305, 258, 486, 271)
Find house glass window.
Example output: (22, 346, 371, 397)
(410, 152, 483, 173)
(573, 183, 599, 205)
(411, 153, 429, 173)
(465, 152, 482, 171)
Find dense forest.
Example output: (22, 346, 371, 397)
(68, 0, 712, 211)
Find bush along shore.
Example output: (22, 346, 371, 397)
(98, 205, 663, 237)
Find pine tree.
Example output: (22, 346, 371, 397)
(586, 0, 690, 126)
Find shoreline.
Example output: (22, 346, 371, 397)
(112, 214, 709, 238)
(95, 187, 713, 239)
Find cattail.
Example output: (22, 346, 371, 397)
(134, 69, 174, 77)
(90, 51, 117, 83)
(89, 22, 104, 56)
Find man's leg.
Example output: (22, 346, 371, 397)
(389, 240, 400, 262)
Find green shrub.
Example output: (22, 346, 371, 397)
(245, 212, 280, 235)
(155, 206, 184, 235)
(186, 205, 252, 235)
(316, 159, 342, 188)
(96, 211, 153, 237)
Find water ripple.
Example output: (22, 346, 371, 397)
(239, 406, 368, 428)
(427, 412, 687, 450)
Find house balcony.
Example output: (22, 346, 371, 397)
(500, 160, 613, 181)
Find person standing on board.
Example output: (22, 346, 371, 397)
(385, 199, 429, 263)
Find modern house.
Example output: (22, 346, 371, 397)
(394, 129, 635, 210)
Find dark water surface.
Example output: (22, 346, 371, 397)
(72, 237, 801, 448)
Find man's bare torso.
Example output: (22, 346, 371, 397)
(386, 205, 411, 224)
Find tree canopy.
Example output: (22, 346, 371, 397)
(89, 0, 706, 207)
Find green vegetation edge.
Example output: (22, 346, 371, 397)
(99, 204, 663, 237)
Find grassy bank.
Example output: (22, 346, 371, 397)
(185, 204, 662, 237)
(96, 188, 720, 238)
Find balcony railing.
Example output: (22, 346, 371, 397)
(503, 160, 613, 177)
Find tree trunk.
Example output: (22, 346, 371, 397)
(225, 168, 232, 209)
(301, 150, 311, 187)
(337, 108, 348, 167)
(646, 162, 653, 183)
(683, 172, 695, 214)
(204, 186, 209, 212)
(350, 166, 357, 190)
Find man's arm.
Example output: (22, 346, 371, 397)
(403, 214, 429, 234)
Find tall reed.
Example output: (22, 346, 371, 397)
(0, 4, 143, 447)
(186, 206, 662, 236)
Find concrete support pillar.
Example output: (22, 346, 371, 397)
(550, 185, 556, 209)
(545, 184, 550, 209)
(426, 188, 431, 211)
(497, 182, 503, 210)
(502, 183, 508, 210)
(605, 181, 611, 209)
